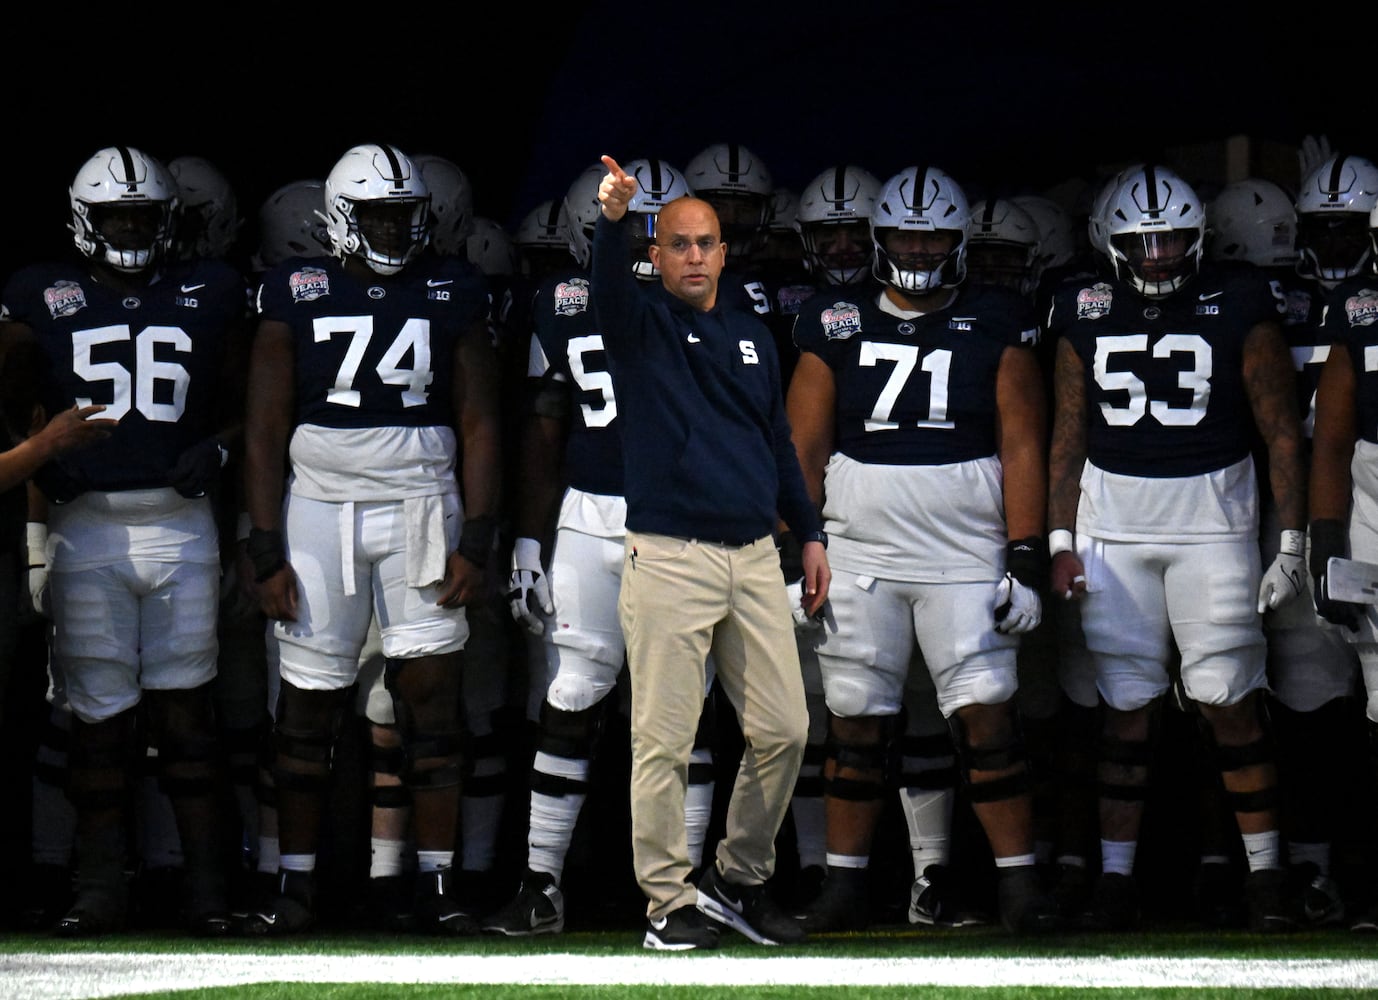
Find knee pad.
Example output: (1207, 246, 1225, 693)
(546, 669, 614, 714)
(67, 709, 137, 810)
(384, 659, 467, 790)
(272, 683, 351, 792)
(823, 714, 893, 802)
(947, 711, 1029, 803)
(369, 726, 412, 809)
(536, 697, 606, 762)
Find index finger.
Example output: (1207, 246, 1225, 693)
(600, 154, 628, 181)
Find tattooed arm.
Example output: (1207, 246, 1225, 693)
(1047, 336, 1089, 600)
(1243, 319, 1305, 531)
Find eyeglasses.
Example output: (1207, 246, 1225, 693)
(656, 237, 721, 257)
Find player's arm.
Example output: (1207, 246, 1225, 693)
(438, 318, 502, 608)
(785, 351, 835, 510)
(1047, 336, 1088, 599)
(242, 318, 298, 621)
(993, 344, 1048, 633)
(1309, 342, 1357, 523)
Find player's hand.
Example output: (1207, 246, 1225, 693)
(801, 540, 830, 618)
(1050, 550, 1087, 601)
(257, 562, 299, 622)
(507, 536, 552, 635)
(599, 155, 638, 222)
(1309, 518, 1361, 632)
(785, 578, 823, 632)
(1257, 552, 1306, 613)
(993, 572, 1042, 634)
(169, 436, 227, 498)
(437, 549, 484, 609)
(36, 403, 116, 457)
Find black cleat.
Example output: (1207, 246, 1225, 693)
(796, 866, 868, 933)
(483, 869, 564, 936)
(697, 866, 805, 945)
(997, 865, 1061, 934)
(1245, 868, 1299, 933)
(1080, 872, 1139, 932)
(234, 870, 315, 936)
(414, 867, 478, 936)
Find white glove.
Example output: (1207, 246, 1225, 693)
(993, 572, 1041, 634)
(22, 522, 49, 620)
(1258, 530, 1307, 612)
(508, 537, 552, 636)
(785, 578, 823, 632)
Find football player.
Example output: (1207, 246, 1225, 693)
(1307, 165, 1378, 932)
(240, 143, 500, 935)
(1047, 165, 1305, 933)
(1208, 173, 1360, 927)
(789, 165, 1058, 935)
(168, 156, 243, 263)
(1, 145, 247, 936)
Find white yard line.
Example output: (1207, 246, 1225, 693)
(4, 952, 1378, 998)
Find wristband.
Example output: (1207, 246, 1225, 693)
(1048, 529, 1075, 557)
(1279, 529, 1305, 559)
(1006, 535, 1047, 590)
(458, 515, 498, 568)
(800, 529, 828, 549)
(246, 528, 287, 582)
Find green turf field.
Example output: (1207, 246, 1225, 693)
(7, 925, 1378, 999)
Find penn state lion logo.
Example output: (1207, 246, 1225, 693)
(1076, 282, 1114, 320)
(821, 301, 862, 340)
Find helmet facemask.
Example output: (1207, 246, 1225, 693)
(1109, 227, 1201, 298)
(335, 196, 430, 276)
(801, 219, 873, 286)
(78, 199, 176, 273)
(873, 227, 965, 295)
(1297, 212, 1371, 285)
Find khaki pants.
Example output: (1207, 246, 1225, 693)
(620, 531, 807, 920)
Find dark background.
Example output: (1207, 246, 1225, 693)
(3, 1, 1371, 269)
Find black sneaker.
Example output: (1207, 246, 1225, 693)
(414, 867, 479, 936)
(234, 870, 315, 936)
(997, 865, 1061, 934)
(797, 866, 868, 932)
(1080, 872, 1139, 932)
(910, 863, 986, 927)
(644, 903, 719, 951)
(696, 866, 805, 945)
(1245, 868, 1298, 933)
(1292, 863, 1345, 927)
(483, 870, 565, 936)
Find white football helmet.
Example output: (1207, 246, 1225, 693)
(1207, 178, 1298, 268)
(1101, 165, 1205, 298)
(1296, 154, 1378, 284)
(870, 166, 970, 294)
(615, 159, 692, 280)
(168, 155, 241, 260)
(1012, 194, 1078, 272)
(796, 165, 881, 286)
(1085, 165, 1144, 259)
(686, 142, 773, 259)
(69, 145, 179, 273)
(413, 154, 474, 257)
(515, 199, 573, 278)
(466, 217, 517, 277)
(255, 180, 330, 269)
(562, 163, 606, 270)
(321, 143, 430, 275)
(967, 198, 1040, 295)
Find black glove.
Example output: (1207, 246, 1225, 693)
(1309, 519, 1361, 632)
(169, 437, 227, 498)
(776, 530, 804, 583)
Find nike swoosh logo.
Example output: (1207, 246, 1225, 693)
(180, 283, 206, 293)
(427, 279, 453, 288)
(1198, 291, 1223, 301)
(687, 333, 701, 344)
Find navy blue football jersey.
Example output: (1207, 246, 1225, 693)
(793, 283, 1038, 465)
(1047, 265, 1284, 477)
(531, 269, 624, 496)
(256, 255, 487, 430)
(1, 257, 245, 491)
(1321, 276, 1378, 445)
(1266, 268, 1330, 441)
